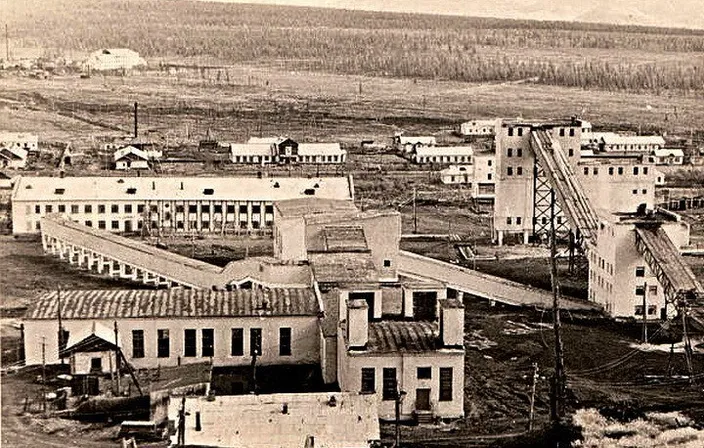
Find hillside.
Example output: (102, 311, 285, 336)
(4, 0, 704, 94)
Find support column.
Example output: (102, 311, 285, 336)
(58, 241, 67, 260)
(96, 254, 105, 274)
(523, 231, 530, 245)
(497, 230, 504, 247)
(41, 234, 49, 252)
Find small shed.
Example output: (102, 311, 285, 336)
(60, 322, 120, 376)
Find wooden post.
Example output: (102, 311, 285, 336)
(549, 190, 566, 423)
(394, 382, 402, 448)
(57, 288, 64, 365)
(528, 362, 539, 431)
(114, 321, 121, 395)
(41, 337, 47, 413)
(412, 187, 417, 234)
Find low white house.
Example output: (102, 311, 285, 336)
(440, 165, 472, 184)
(393, 135, 436, 153)
(585, 132, 666, 153)
(83, 49, 146, 72)
(0, 132, 39, 153)
(653, 148, 684, 166)
(230, 138, 346, 165)
(459, 119, 498, 136)
(113, 145, 153, 170)
(412, 146, 473, 164)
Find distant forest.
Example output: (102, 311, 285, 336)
(7, 0, 704, 93)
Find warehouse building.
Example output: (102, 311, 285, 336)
(410, 146, 473, 164)
(11, 175, 354, 235)
(229, 137, 347, 164)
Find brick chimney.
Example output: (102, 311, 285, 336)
(439, 299, 464, 348)
(347, 299, 368, 349)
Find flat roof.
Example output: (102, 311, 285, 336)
(12, 176, 353, 202)
(322, 226, 368, 252)
(170, 392, 379, 448)
(27, 288, 319, 320)
(274, 198, 358, 218)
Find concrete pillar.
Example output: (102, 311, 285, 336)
(41, 234, 48, 252)
(523, 231, 530, 245)
(497, 230, 504, 247)
(58, 241, 66, 260)
(96, 254, 105, 274)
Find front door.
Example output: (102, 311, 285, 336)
(416, 388, 431, 411)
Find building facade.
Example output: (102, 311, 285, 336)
(230, 138, 347, 165)
(11, 175, 354, 235)
(411, 146, 473, 164)
(459, 119, 499, 137)
(0, 132, 39, 153)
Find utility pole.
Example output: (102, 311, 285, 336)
(5, 24, 8, 62)
(412, 187, 417, 234)
(394, 381, 405, 448)
(642, 282, 648, 343)
(41, 337, 47, 413)
(178, 395, 186, 446)
(57, 287, 64, 365)
(549, 190, 566, 423)
(682, 307, 695, 383)
(528, 362, 539, 431)
(114, 321, 121, 395)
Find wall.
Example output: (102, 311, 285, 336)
(71, 350, 117, 375)
(273, 214, 306, 261)
(579, 163, 657, 214)
(24, 316, 320, 369)
(340, 350, 465, 419)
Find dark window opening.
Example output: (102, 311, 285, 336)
(279, 328, 291, 356)
(417, 367, 432, 379)
(361, 368, 375, 394)
(132, 330, 145, 358)
(202, 329, 214, 357)
(231, 328, 244, 356)
(382, 368, 397, 401)
(184, 329, 197, 357)
(157, 329, 170, 358)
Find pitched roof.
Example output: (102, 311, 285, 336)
(398, 136, 436, 145)
(230, 143, 274, 156)
(297, 143, 346, 155)
(274, 198, 357, 218)
(366, 321, 441, 353)
(12, 176, 353, 202)
(322, 226, 368, 252)
(27, 288, 320, 320)
(113, 145, 149, 162)
(309, 252, 378, 284)
(415, 146, 473, 157)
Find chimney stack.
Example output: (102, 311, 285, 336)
(439, 299, 464, 348)
(346, 299, 368, 349)
(133, 102, 138, 139)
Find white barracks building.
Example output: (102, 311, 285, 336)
(11, 176, 354, 235)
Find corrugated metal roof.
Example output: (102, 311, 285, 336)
(367, 321, 440, 353)
(27, 288, 320, 320)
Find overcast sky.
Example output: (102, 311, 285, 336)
(202, 0, 704, 29)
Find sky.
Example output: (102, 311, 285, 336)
(201, 0, 704, 30)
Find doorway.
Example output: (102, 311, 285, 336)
(415, 388, 431, 411)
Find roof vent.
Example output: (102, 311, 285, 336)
(126, 187, 137, 194)
(304, 188, 315, 196)
(313, 183, 320, 188)
(273, 182, 280, 188)
(117, 179, 125, 184)
(328, 396, 337, 407)
(54, 188, 65, 195)
(203, 188, 214, 195)
(25, 184, 32, 189)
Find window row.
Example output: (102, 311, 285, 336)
(360, 367, 453, 401)
(505, 148, 523, 158)
(505, 166, 524, 176)
(131, 327, 292, 359)
(32, 203, 274, 215)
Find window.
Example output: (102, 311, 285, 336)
(239, 205, 248, 214)
(487, 173, 492, 180)
(508, 127, 514, 136)
(85, 220, 92, 227)
(507, 167, 513, 176)
(609, 167, 614, 175)
(265, 205, 274, 214)
(584, 167, 589, 175)
(648, 305, 657, 315)
(137, 204, 145, 213)
(98, 220, 106, 229)
(559, 128, 565, 137)
(202, 329, 214, 357)
(188, 204, 197, 214)
(150, 205, 158, 213)
(633, 167, 639, 175)
(593, 167, 598, 175)
(71, 205, 79, 214)
(157, 329, 170, 358)
(279, 328, 292, 356)
(383, 259, 392, 267)
(488, 160, 492, 166)
(506, 217, 512, 225)
(642, 189, 647, 195)
(361, 368, 375, 393)
(382, 368, 397, 401)
(90, 357, 103, 372)
(132, 330, 144, 358)
(201, 204, 210, 213)
(649, 285, 658, 294)
(568, 148, 574, 157)
(125, 204, 133, 213)
(635, 305, 645, 316)
(417, 367, 432, 379)
(439, 367, 453, 401)
(111, 204, 119, 213)
(516, 217, 522, 225)
(643, 167, 649, 175)
(517, 148, 522, 157)
(35, 205, 41, 214)
(252, 205, 261, 214)
(58, 204, 66, 213)
(516, 167, 523, 176)
(111, 220, 119, 230)
(175, 205, 184, 213)
(184, 329, 197, 357)
(636, 286, 645, 296)
(231, 328, 244, 356)
(618, 167, 624, 175)
(250, 328, 262, 356)
(213, 205, 222, 214)
(98, 204, 106, 214)
(569, 128, 575, 137)
(635, 266, 645, 277)
(507, 148, 513, 157)
(227, 205, 236, 214)
(517, 128, 523, 136)
(632, 189, 638, 195)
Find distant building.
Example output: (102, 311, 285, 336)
(439, 156, 495, 201)
(0, 132, 39, 154)
(459, 119, 499, 137)
(0, 145, 28, 169)
(169, 393, 380, 448)
(11, 175, 354, 234)
(585, 132, 665, 153)
(411, 146, 473, 164)
(82, 49, 146, 72)
(440, 165, 472, 185)
(229, 137, 346, 164)
(653, 148, 684, 165)
(113, 145, 152, 170)
(392, 134, 436, 154)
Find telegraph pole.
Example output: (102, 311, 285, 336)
(642, 282, 648, 343)
(57, 287, 64, 365)
(528, 362, 539, 431)
(549, 190, 566, 423)
(5, 24, 9, 62)
(114, 321, 121, 395)
(412, 187, 417, 234)
(41, 337, 47, 413)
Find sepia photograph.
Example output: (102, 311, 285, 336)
(1, 0, 704, 446)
